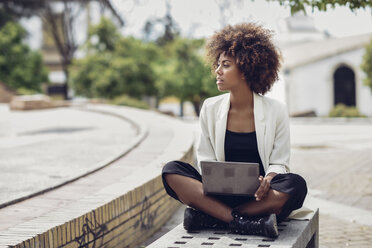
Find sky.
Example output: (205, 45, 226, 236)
(21, 0, 372, 50)
(111, 0, 372, 39)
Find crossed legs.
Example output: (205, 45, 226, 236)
(164, 173, 289, 223)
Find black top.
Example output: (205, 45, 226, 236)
(224, 129, 265, 176)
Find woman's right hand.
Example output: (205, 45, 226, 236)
(254, 173, 276, 201)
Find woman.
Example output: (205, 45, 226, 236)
(162, 23, 307, 238)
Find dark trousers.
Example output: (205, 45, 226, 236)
(162, 160, 307, 222)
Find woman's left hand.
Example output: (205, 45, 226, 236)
(254, 172, 277, 201)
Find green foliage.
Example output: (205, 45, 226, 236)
(276, 0, 372, 14)
(0, 21, 49, 92)
(155, 12, 180, 46)
(110, 94, 149, 109)
(88, 17, 120, 52)
(16, 87, 40, 95)
(70, 18, 158, 99)
(71, 18, 220, 115)
(329, 104, 366, 117)
(70, 51, 156, 99)
(0, 7, 16, 27)
(155, 37, 220, 114)
(361, 39, 372, 92)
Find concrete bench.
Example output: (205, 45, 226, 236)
(147, 209, 319, 248)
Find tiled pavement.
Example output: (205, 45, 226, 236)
(290, 120, 372, 247)
(319, 214, 372, 248)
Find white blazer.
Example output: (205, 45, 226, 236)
(196, 92, 290, 176)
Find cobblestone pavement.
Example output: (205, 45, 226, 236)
(0, 104, 136, 207)
(290, 120, 372, 247)
(146, 119, 372, 247)
(290, 120, 372, 211)
(320, 214, 372, 248)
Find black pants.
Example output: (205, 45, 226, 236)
(162, 160, 307, 222)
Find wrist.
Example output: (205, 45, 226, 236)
(265, 172, 277, 181)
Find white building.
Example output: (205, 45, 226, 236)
(278, 13, 372, 117)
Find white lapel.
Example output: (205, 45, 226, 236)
(215, 93, 230, 161)
(254, 93, 266, 166)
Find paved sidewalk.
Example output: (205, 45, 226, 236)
(291, 121, 372, 211)
(0, 103, 137, 207)
(319, 214, 372, 248)
(146, 118, 372, 248)
(290, 119, 372, 247)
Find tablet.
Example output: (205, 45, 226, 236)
(200, 161, 260, 196)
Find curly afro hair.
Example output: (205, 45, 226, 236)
(206, 23, 281, 95)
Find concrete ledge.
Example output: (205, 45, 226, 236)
(9, 95, 69, 111)
(0, 104, 195, 248)
(148, 210, 319, 248)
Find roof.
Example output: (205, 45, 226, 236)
(281, 32, 372, 70)
(285, 13, 318, 32)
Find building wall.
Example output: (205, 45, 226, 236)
(285, 48, 372, 116)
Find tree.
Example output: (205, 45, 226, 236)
(141, 1, 218, 115)
(0, 21, 49, 92)
(276, 0, 372, 14)
(155, 38, 220, 116)
(142, 0, 180, 46)
(155, 0, 180, 46)
(0, 7, 16, 27)
(361, 40, 372, 92)
(87, 16, 120, 52)
(70, 17, 158, 99)
(0, 0, 124, 99)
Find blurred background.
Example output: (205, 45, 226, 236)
(1, 0, 372, 118)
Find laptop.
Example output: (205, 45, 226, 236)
(200, 161, 260, 196)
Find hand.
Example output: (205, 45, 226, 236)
(254, 172, 277, 201)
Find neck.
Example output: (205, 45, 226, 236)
(229, 85, 254, 110)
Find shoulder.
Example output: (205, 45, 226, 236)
(203, 93, 228, 107)
(261, 95, 286, 109)
(259, 94, 288, 119)
(201, 93, 229, 111)
(199, 93, 228, 122)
